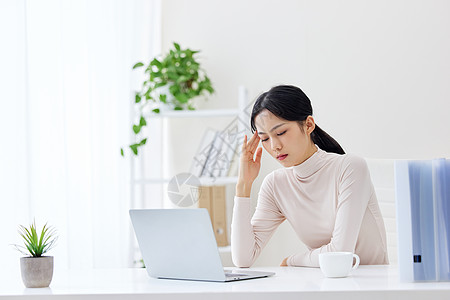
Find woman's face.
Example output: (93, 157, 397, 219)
(254, 109, 317, 167)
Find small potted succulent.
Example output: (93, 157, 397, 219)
(13, 221, 57, 288)
(121, 42, 215, 156)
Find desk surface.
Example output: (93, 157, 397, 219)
(2, 265, 450, 300)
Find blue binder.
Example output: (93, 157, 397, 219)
(408, 160, 435, 281)
(433, 159, 450, 281)
(395, 159, 450, 282)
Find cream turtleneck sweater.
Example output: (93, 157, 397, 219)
(231, 147, 388, 268)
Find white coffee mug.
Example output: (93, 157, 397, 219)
(318, 252, 360, 278)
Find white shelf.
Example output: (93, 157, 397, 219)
(199, 176, 239, 186)
(134, 176, 238, 186)
(144, 109, 240, 118)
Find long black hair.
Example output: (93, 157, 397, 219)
(250, 85, 345, 155)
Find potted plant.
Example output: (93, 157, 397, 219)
(13, 221, 57, 288)
(121, 42, 215, 156)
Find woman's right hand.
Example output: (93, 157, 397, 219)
(236, 131, 263, 197)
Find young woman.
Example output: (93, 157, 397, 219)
(231, 85, 388, 268)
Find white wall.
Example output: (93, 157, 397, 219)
(161, 0, 450, 266)
(162, 0, 450, 160)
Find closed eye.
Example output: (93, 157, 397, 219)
(261, 131, 286, 142)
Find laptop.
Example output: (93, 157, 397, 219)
(129, 208, 275, 282)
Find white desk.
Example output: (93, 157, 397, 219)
(2, 266, 450, 300)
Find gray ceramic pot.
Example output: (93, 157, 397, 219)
(20, 256, 54, 288)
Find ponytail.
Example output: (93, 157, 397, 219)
(311, 125, 345, 155)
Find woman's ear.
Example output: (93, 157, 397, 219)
(305, 116, 315, 134)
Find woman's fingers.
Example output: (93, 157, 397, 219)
(242, 132, 258, 152)
(280, 257, 288, 267)
(254, 147, 263, 164)
(241, 134, 247, 152)
(247, 131, 260, 153)
(241, 132, 261, 163)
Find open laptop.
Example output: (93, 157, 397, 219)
(129, 208, 275, 282)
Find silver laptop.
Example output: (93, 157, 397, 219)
(129, 208, 275, 282)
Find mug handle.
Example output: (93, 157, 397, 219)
(352, 254, 360, 269)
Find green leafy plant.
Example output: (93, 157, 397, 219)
(13, 221, 57, 257)
(122, 42, 215, 156)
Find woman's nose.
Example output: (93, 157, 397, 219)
(271, 138, 282, 151)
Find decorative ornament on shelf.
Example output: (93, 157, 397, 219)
(12, 220, 58, 288)
(121, 42, 215, 157)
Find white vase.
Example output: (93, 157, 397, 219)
(20, 256, 54, 288)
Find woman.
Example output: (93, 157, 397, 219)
(231, 85, 388, 268)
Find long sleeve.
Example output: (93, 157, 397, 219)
(231, 174, 286, 268)
(286, 155, 372, 267)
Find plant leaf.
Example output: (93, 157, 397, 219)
(11, 244, 31, 256)
(144, 89, 153, 100)
(152, 108, 160, 114)
(133, 125, 141, 134)
(139, 138, 147, 146)
(120, 148, 124, 156)
(159, 94, 167, 103)
(38, 224, 47, 250)
(25, 244, 36, 257)
(176, 75, 189, 84)
(139, 116, 146, 127)
(15, 221, 57, 257)
(174, 93, 189, 103)
(149, 58, 162, 69)
(150, 71, 163, 81)
(154, 82, 167, 89)
(129, 144, 139, 155)
(41, 226, 54, 246)
(173, 42, 181, 51)
(132, 62, 144, 69)
(167, 72, 178, 81)
(19, 225, 33, 245)
(169, 84, 180, 95)
(135, 93, 141, 103)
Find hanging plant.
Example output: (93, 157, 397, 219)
(121, 42, 215, 156)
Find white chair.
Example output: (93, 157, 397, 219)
(365, 159, 397, 265)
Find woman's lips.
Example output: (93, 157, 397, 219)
(277, 154, 288, 161)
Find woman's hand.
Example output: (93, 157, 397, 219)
(236, 131, 263, 197)
(280, 257, 288, 266)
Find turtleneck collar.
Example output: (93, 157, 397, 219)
(291, 146, 328, 180)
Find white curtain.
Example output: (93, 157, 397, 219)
(0, 0, 160, 270)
